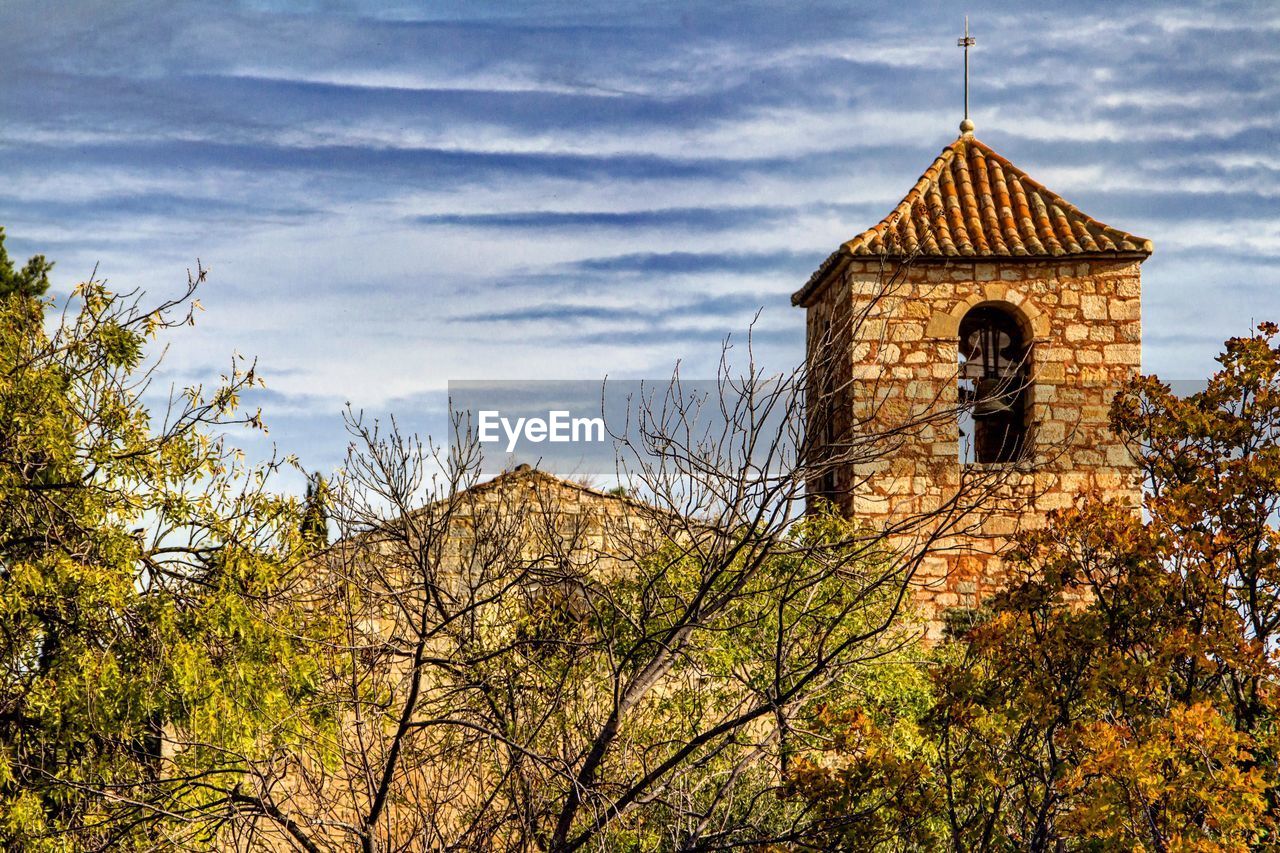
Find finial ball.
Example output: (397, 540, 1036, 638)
(959, 118, 975, 135)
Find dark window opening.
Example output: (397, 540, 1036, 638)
(809, 314, 839, 502)
(958, 305, 1030, 464)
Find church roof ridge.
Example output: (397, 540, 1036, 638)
(792, 132, 1153, 306)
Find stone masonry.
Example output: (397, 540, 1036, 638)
(794, 126, 1152, 637)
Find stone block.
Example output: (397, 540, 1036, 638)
(904, 301, 932, 319)
(857, 319, 886, 339)
(891, 323, 925, 342)
(1059, 472, 1089, 493)
(1115, 278, 1141, 298)
(1103, 344, 1142, 364)
(1037, 491, 1073, 510)
(1109, 300, 1141, 321)
(1093, 468, 1122, 488)
(983, 283, 1010, 302)
(1048, 404, 1082, 423)
(1037, 421, 1066, 443)
(926, 311, 959, 338)
(983, 516, 1019, 536)
(1037, 363, 1066, 382)
(1080, 294, 1108, 320)
(1076, 450, 1104, 466)
(851, 494, 890, 514)
(1106, 445, 1133, 466)
(1042, 347, 1074, 362)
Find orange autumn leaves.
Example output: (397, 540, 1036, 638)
(796, 325, 1280, 851)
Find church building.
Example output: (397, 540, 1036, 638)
(793, 116, 1152, 634)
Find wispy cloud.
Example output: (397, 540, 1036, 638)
(0, 0, 1276, 474)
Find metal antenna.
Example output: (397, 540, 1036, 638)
(957, 17, 976, 132)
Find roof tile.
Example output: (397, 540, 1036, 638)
(793, 133, 1153, 305)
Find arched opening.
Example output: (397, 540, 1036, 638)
(958, 304, 1030, 464)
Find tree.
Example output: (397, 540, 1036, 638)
(0, 245, 322, 849)
(206, 268, 1017, 851)
(798, 323, 1280, 851)
(0, 226, 53, 299)
(0, 237, 1016, 850)
(300, 471, 330, 546)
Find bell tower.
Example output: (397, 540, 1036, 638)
(795, 121, 1152, 635)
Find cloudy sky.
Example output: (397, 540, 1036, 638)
(1, 0, 1277, 478)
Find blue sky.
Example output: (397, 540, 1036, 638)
(2, 1, 1277, 478)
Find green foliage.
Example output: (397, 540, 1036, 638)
(0, 245, 325, 849)
(300, 471, 329, 546)
(531, 510, 926, 849)
(0, 227, 52, 300)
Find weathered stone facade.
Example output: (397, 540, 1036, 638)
(237, 468, 665, 852)
(795, 129, 1151, 636)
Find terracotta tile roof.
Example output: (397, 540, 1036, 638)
(793, 132, 1153, 305)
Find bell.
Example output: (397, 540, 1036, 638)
(972, 378, 1016, 416)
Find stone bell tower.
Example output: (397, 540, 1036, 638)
(794, 119, 1152, 633)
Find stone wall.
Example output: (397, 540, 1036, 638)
(804, 257, 1144, 637)
(237, 469, 664, 851)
